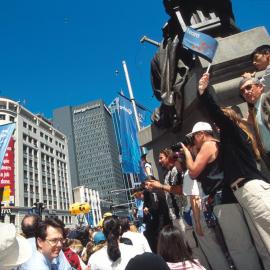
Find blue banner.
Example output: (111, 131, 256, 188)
(183, 27, 218, 62)
(117, 96, 146, 174)
(0, 123, 15, 169)
(85, 212, 94, 227)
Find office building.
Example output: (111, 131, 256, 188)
(0, 97, 73, 227)
(53, 99, 127, 208)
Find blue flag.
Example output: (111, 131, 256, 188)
(85, 212, 94, 227)
(0, 123, 15, 169)
(117, 96, 147, 174)
(183, 27, 218, 62)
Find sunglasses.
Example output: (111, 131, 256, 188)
(240, 84, 254, 93)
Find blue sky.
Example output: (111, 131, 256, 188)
(0, 1, 269, 119)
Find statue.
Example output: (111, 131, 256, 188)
(150, 0, 240, 130)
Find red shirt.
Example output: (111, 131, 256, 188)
(63, 248, 82, 270)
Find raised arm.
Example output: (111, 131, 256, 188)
(197, 73, 236, 132)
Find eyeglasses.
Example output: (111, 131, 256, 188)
(45, 238, 64, 246)
(240, 84, 254, 93)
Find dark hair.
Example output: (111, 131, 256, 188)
(144, 175, 156, 182)
(21, 214, 41, 238)
(119, 237, 133, 245)
(141, 153, 147, 160)
(103, 216, 121, 262)
(251, 44, 270, 60)
(157, 225, 196, 264)
(67, 226, 90, 247)
(159, 148, 173, 158)
(119, 217, 130, 234)
(36, 217, 65, 244)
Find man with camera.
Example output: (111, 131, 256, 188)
(180, 122, 236, 270)
(145, 147, 210, 268)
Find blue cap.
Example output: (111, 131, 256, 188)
(93, 232, 106, 244)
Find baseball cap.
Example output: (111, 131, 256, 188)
(97, 212, 113, 227)
(186, 122, 213, 137)
(0, 223, 32, 269)
(93, 231, 106, 245)
(125, 253, 170, 270)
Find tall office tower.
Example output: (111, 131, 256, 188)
(53, 100, 127, 208)
(0, 97, 73, 226)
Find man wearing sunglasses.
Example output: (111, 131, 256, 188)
(239, 77, 270, 171)
(19, 218, 67, 270)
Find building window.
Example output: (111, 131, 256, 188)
(9, 116, 15, 122)
(0, 114, 6, 120)
(24, 198, 28, 206)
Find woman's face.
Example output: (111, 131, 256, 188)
(158, 153, 169, 168)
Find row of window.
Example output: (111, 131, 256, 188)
(23, 121, 65, 149)
(0, 114, 15, 122)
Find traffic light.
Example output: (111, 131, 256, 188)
(32, 202, 45, 216)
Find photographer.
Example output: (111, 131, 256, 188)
(180, 123, 235, 270)
(146, 147, 210, 268)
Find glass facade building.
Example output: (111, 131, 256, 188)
(53, 100, 127, 206)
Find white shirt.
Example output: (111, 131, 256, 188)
(255, 95, 270, 152)
(261, 64, 270, 92)
(122, 231, 151, 254)
(183, 171, 200, 196)
(88, 243, 140, 270)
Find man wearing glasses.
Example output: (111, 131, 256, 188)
(19, 218, 67, 270)
(239, 77, 270, 170)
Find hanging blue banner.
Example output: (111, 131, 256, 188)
(85, 212, 94, 227)
(117, 96, 146, 174)
(182, 27, 218, 62)
(0, 123, 15, 169)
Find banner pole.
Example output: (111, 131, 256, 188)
(122, 60, 141, 131)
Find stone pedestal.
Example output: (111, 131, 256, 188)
(139, 27, 270, 178)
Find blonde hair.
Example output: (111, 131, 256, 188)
(221, 107, 260, 160)
(69, 239, 84, 254)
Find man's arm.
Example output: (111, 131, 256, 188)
(146, 180, 182, 194)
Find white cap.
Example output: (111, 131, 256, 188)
(0, 223, 32, 269)
(186, 122, 213, 137)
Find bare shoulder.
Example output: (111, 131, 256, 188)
(200, 140, 218, 161)
(201, 140, 218, 149)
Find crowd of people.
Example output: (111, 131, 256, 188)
(1, 45, 270, 270)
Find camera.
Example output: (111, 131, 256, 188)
(170, 136, 194, 152)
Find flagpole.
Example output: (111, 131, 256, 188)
(122, 60, 141, 131)
(206, 63, 211, 73)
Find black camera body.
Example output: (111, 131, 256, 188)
(170, 136, 194, 152)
